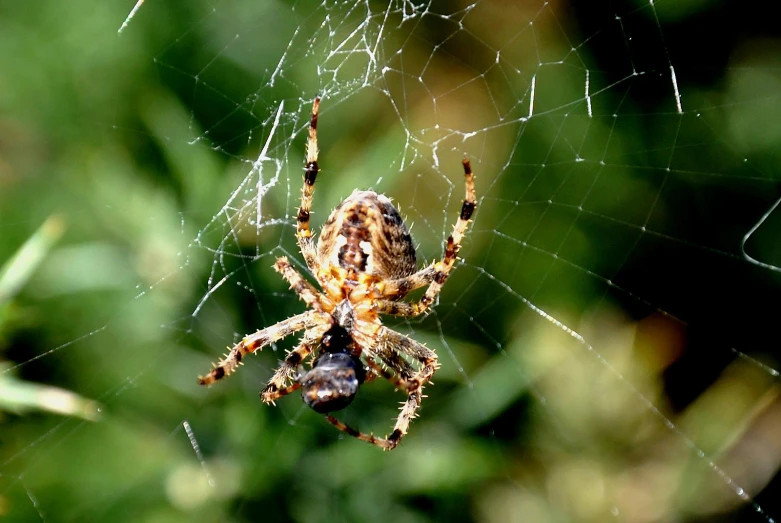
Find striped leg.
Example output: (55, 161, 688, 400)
(273, 256, 329, 311)
(325, 415, 401, 451)
(324, 385, 425, 452)
(197, 310, 321, 385)
(378, 158, 476, 316)
(352, 324, 438, 393)
(328, 328, 437, 450)
(362, 357, 414, 391)
(296, 97, 320, 271)
(377, 328, 438, 448)
(378, 327, 439, 390)
(379, 264, 437, 299)
(261, 321, 331, 403)
(350, 325, 418, 392)
(373, 341, 416, 380)
(376, 299, 420, 317)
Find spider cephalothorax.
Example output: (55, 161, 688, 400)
(198, 98, 476, 450)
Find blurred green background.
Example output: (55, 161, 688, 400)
(2, 0, 781, 521)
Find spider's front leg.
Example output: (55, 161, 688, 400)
(198, 310, 323, 386)
(379, 264, 437, 300)
(296, 97, 321, 272)
(379, 158, 476, 317)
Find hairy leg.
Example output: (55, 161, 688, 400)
(197, 310, 322, 385)
(378, 264, 436, 299)
(260, 321, 332, 403)
(378, 327, 438, 390)
(378, 158, 476, 316)
(296, 97, 321, 271)
(326, 327, 438, 450)
(274, 256, 331, 311)
(325, 415, 402, 451)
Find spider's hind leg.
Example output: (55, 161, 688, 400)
(261, 320, 332, 403)
(329, 327, 438, 450)
(325, 415, 401, 451)
(324, 384, 426, 452)
(379, 327, 439, 446)
(378, 327, 439, 391)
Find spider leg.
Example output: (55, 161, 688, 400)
(325, 415, 401, 451)
(373, 341, 415, 380)
(375, 299, 421, 317)
(378, 327, 439, 391)
(260, 321, 332, 403)
(197, 310, 322, 386)
(296, 97, 320, 272)
(379, 328, 438, 448)
(324, 384, 426, 452)
(274, 256, 330, 311)
(389, 389, 425, 448)
(350, 325, 416, 391)
(361, 357, 413, 390)
(380, 158, 476, 316)
(352, 323, 438, 392)
(332, 327, 437, 450)
(379, 264, 437, 299)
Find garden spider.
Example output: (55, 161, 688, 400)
(198, 98, 476, 450)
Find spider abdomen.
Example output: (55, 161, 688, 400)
(301, 352, 366, 413)
(317, 190, 417, 279)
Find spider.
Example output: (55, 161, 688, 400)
(198, 98, 476, 450)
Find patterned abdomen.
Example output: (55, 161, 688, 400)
(317, 190, 417, 279)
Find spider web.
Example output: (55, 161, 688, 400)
(2, 0, 781, 521)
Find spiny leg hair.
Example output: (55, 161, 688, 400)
(373, 342, 416, 381)
(274, 256, 327, 311)
(358, 327, 438, 392)
(260, 321, 332, 404)
(198, 310, 322, 386)
(296, 97, 320, 271)
(325, 415, 401, 451)
(380, 264, 437, 299)
(379, 327, 439, 390)
(381, 158, 476, 317)
(326, 327, 438, 450)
